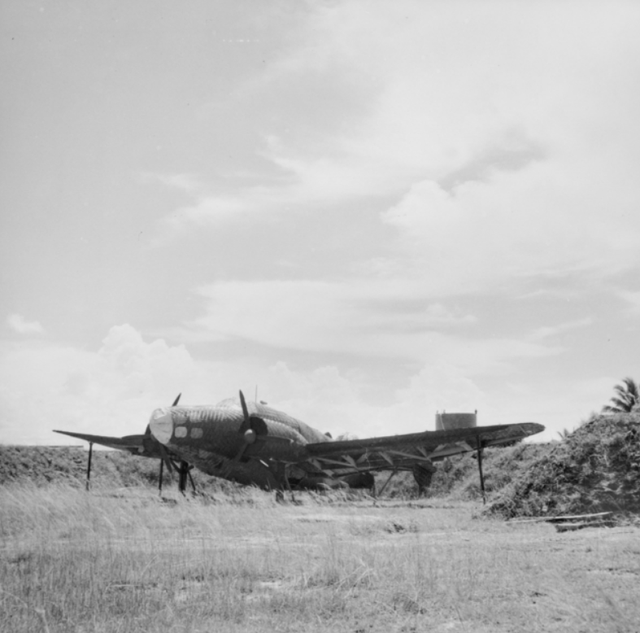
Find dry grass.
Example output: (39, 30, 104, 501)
(1, 484, 639, 633)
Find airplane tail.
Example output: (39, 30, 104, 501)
(435, 411, 477, 431)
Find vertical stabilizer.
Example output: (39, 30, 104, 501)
(435, 411, 477, 431)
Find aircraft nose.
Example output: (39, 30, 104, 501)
(149, 408, 173, 445)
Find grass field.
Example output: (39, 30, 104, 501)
(1, 485, 639, 633)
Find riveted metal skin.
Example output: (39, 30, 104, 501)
(148, 396, 330, 489)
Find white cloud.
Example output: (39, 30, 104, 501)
(182, 279, 559, 376)
(0, 325, 203, 444)
(530, 318, 594, 342)
(0, 320, 614, 447)
(148, 2, 640, 294)
(617, 289, 640, 315)
(7, 314, 44, 335)
(136, 3, 640, 447)
(6, 2, 638, 452)
(379, 158, 640, 295)
(253, 361, 488, 438)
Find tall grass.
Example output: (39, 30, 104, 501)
(1, 484, 638, 632)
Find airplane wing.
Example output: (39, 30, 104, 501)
(302, 422, 544, 474)
(53, 430, 151, 455)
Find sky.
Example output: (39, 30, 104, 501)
(2, 1, 640, 446)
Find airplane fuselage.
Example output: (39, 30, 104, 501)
(148, 397, 330, 489)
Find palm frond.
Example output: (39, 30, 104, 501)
(603, 377, 640, 413)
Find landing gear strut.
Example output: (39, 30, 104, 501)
(85, 442, 93, 491)
(158, 458, 196, 495)
(476, 435, 486, 504)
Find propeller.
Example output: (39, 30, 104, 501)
(234, 390, 268, 462)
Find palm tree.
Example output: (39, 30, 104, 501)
(557, 427, 572, 440)
(602, 377, 639, 413)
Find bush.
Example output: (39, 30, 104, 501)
(487, 412, 640, 518)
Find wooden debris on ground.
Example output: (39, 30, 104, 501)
(507, 511, 615, 532)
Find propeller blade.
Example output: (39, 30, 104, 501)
(233, 444, 248, 462)
(234, 388, 272, 462)
(239, 390, 250, 433)
(172, 393, 182, 407)
(238, 390, 268, 435)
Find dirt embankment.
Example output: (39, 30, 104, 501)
(0, 444, 236, 492)
(0, 445, 92, 486)
(0, 445, 164, 487)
